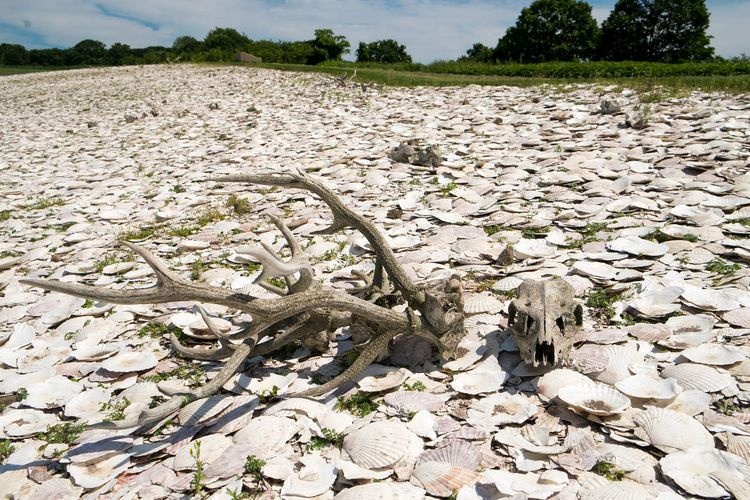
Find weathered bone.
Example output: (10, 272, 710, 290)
(20, 169, 465, 430)
(508, 279, 583, 367)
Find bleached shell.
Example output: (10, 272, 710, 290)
(615, 374, 683, 400)
(450, 370, 505, 395)
(383, 390, 448, 415)
(357, 365, 410, 392)
(720, 432, 750, 462)
(464, 293, 504, 315)
(67, 452, 130, 489)
(265, 397, 327, 419)
(660, 449, 746, 498)
(557, 382, 631, 416)
(65, 435, 134, 464)
(492, 275, 523, 292)
(606, 236, 668, 257)
(660, 363, 733, 392)
(723, 307, 750, 328)
(417, 440, 481, 470)
(1, 408, 59, 438)
(627, 323, 672, 342)
(681, 286, 741, 311)
(663, 390, 712, 416)
(179, 395, 234, 426)
(577, 472, 652, 500)
(681, 343, 746, 366)
(513, 238, 557, 259)
(469, 392, 538, 425)
(64, 387, 112, 419)
(233, 415, 298, 459)
(245, 372, 297, 395)
(343, 420, 412, 469)
(334, 482, 425, 500)
(572, 260, 617, 281)
(24, 375, 83, 409)
(27, 477, 82, 500)
(410, 461, 482, 497)
(536, 368, 592, 400)
(281, 454, 337, 498)
(100, 350, 158, 372)
(632, 407, 714, 453)
(70, 342, 123, 362)
(173, 434, 233, 471)
(628, 286, 683, 317)
(592, 343, 645, 385)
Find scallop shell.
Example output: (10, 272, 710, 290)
(723, 306, 750, 328)
(417, 440, 481, 470)
(100, 350, 158, 372)
(536, 368, 592, 400)
(662, 390, 712, 416)
(615, 374, 683, 400)
(27, 478, 83, 500)
(632, 407, 714, 453)
(0, 408, 60, 438)
(410, 461, 482, 497)
(557, 382, 631, 416)
(24, 375, 83, 409)
(468, 392, 538, 425)
(64, 387, 112, 420)
(179, 395, 234, 426)
(357, 365, 410, 392)
(65, 435, 135, 464)
(681, 286, 741, 311)
(342, 420, 412, 469)
(281, 455, 337, 498)
(577, 472, 652, 500)
(606, 236, 668, 257)
(233, 415, 298, 459)
(70, 342, 123, 362)
(383, 390, 448, 416)
(464, 293, 504, 315)
(719, 432, 750, 462)
(265, 398, 327, 419)
(681, 344, 746, 366)
(572, 260, 617, 281)
(450, 370, 505, 395)
(592, 343, 645, 385)
(660, 449, 746, 498)
(513, 238, 557, 259)
(660, 363, 733, 392)
(335, 483, 425, 500)
(627, 323, 672, 342)
(67, 452, 130, 489)
(492, 275, 523, 292)
(173, 434, 233, 471)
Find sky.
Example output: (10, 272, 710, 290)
(0, 1, 747, 63)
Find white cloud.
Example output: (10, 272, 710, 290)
(0, 1, 747, 62)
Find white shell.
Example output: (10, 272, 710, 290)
(468, 392, 538, 426)
(383, 390, 448, 416)
(357, 365, 410, 392)
(615, 374, 683, 400)
(417, 440, 481, 470)
(179, 395, 234, 426)
(660, 363, 733, 392)
(606, 236, 668, 256)
(536, 368, 592, 400)
(233, 415, 298, 459)
(660, 449, 746, 498)
(343, 420, 412, 469)
(464, 293, 504, 315)
(100, 350, 158, 372)
(71, 342, 123, 362)
(67, 452, 130, 489)
(633, 407, 714, 453)
(722, 307, 750, 328)
(557, 382, 631, 416)
(572, 260, 617, 281)
(334, 482, 425, 500)
(681, 343, 746, 366)
(663, 390, 712, 416)
(24, 375, 83, 409)
(513, 238, 557, 259)
(410, 461, 482, 497)
(281, 455, 337, 498)
(173, 434, 233, 471)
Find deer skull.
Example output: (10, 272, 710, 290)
(508, 279, 583, 367)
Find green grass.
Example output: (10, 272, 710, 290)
(0, 440, 15, 463)
(100, 398, 131, 421)
(335, 392, 379, 417)
(28, 197, 65, 210)
(0, 65, 73, 76)
(37, 423, 85, 444)
(706, 258, 741, 276)
(118, 225, 157, 241)
(0, 210, 11, 222)
(226, 194, 252, 215)
(593, 459, 625, 481)
(306, 428, 345, 451)
(586, 288, 625, 322)
(143, 364, 205, 388)
(402, 380, 426, 392)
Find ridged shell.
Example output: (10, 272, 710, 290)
(719, 432, 750, 462)
(383, 391, 448, 415)
(173, 434, 232, 471)
(410, 461, 482, 497)
(615, 374, 683, 400)
(469, 392, 538, 425)
(557, 383, 631, 416)
(343, 420, 412, 469)
(70, 343, 123, 362)
(67, 452, 130, 489)
(660, 449, 746, 498)
(333, 482, 425, 500)
(627, 323, 672, 342)
(681, 286, 741, 311)
(681, 343, 746, 366)
(179, 395, 234, 426)
(606, 236, 668, 257)
(577, 472, 651, 500)
(28, 478, 82, 500)
(492, 275, 523, 292)
(233, 415, 298, 459)
(417, 440, 481, 470)
(464, 293, 504, 315)
(64, 387, 113, 419)
(722, 307, 750, 328)
(633, 407, 714, 453)
(660, 363, 733, 392)
(572, 260, 617, 281)
(662, 390, 712, 416)
(593, 343, 644, 385)
(513, 238, 556, 259)
(100, 350, 158, 372)
(449, 370, 505, 395)
(281, 455, 337, 498)
(536, 368, 592, 400)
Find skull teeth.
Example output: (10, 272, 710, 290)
(535, 341, 556, 366)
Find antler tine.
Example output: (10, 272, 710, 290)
(267, 214, 314, 293)
(212, 170, 423, 305)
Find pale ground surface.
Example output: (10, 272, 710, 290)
(1, 65, 750, 499)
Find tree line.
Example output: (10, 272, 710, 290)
(0, 0, 722, 68)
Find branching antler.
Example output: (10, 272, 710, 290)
(21, 169, 465, 430)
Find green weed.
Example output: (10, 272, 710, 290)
(143, 364, 205, 388)
(226, 194, 252, 215)
(190, 441, 206, 497)
(0, 440, 15, 463)
(118, 225, 157, 241)
(335, 392, 379, 417)
(586, 289, 624, 322)
(706, 258, 741, 276)
(28, 197, 65, 210)
(307, 428, 345, 451)
(0, 210, 12, 222)
(402, 380, 426, 391)
(100, 397, 131, 421)
(592, 459, 625, 481)
(37, 423, 85, 444)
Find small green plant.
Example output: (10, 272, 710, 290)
(563, 222, 612, 249)
(256, 187, 277, 196)
(643, 229, 698, 244)
(483, 224, 506, 236)
(0, 210, 12, 222)
(335, 392, 379, 417)
(191, 258, 208, 281)
(37, 423, 85, 444)
(15, 388, 28, 401)
(338, 350, 358, 370)
(82, 299, 94, 308)
(592, 459, 625, 481)
(170, 226, 196, 237)
(100, 397, 131, 421)
(439, 182, 458, 196)
(190, 441, 206, 497)
(0, 440, 15, 463)
(266, 276, 287, 289)
(586, 289, 624, 322)
(310, 373, 324, 385)
(716, 399, 739, 415)
(138, 321, 181, 338)
(195, 208, 225, 227)
(402, 380, 426, 391)
(226, 194, 252, 215)
(172, 184, 187, 193)
(244, 455, 267, 492)
(306, 428, 345, 451)
(521, 225, 550, 239)
(256, 385, 280, 404)
(706, 258, 741, 276)
(148, 395, 167, 409)
(29, 197, 65, 210)
(118, 225, 157, 241)
(143, 364, 205, 388)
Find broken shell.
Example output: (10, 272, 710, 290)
(100, 350, 158, 372)
(281, 455, 337, 498)
(333, 482, 425, 500)
(410, 461, 482, 497)
(660, 448, 746, 498)
(615, 374, 683, 400)
(557, 382, 631, 416)
(536, 368, 592, 400)
(633, 407, 714, 453)
(342, 420, 412, 469)
(67, 452, 130, 489)
(681, 344, 746, 366)
(660, 363, 733, 392)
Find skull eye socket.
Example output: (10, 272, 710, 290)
(525, 315, 535, 331)
(443, 303, 452, 312)
(556, 316, 565, 333)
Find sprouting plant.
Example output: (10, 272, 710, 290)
(28, 197, 65, 210)
(306, 428, 345, 451)
(439, 182, 458, 196)
(0, 440, 15, 463)
(190, 441, 206, 497)
(170, 226, 196, 237)
(716, 399, 739, 415)
(195, 208, 225, 227)
(335, 392, 379, 417)
(138, 321, 180, 338)
(15, 388, 28, 401)
(82, 299, 94, 308)
(402, 380, 426, 392)
(226, 194, 252, 215)
(256, 385, 280, 404)
(143, 364, 205, 388)
(172, 184, 187, 193)
(0, 210, 12, 222)
(244, 455, 267, 492)
(100, 397, 131, 421)
(118, 225, 157, 241)
(592, 459, 625, 481)
(37, 423, 85, 444)
(266, 276, 287, 289)
(586, 289, 624, 322)
(191, 258, 208, 281)
(521, 225, 550, 239)
(706, 258, 741, 276)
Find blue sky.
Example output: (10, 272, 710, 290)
(0, 1, 747, 63)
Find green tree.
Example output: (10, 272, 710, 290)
(281, 41, 316, 64)
(0, 43, 30, 65)
(356, 39, 412, 63)
(172, 35, 202, 54)
(311, 28, 350, 62)
(460, 42, 494, 63)
(599, 0, 713, 61)
(69, 39, 108, 65)
(29, 48, 66, 65)
(494, 0, 599, 62)
(108, 42, 132, 65)
(203, 27, 251, 55)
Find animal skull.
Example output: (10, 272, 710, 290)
(508, 279, 583, 367)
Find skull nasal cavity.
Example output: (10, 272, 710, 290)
(526, 316, 535, 331)
(555, 316, 565, 332)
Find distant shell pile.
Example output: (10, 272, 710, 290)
(1, 65, 750, 498)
